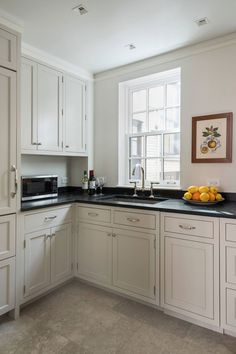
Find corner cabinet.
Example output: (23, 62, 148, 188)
(21, 57, 87, 156)
(161, 213, 220, 328)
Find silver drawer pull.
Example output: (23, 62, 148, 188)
(127, 217, 140, 223)
(10, 165, 18, 198)
(44, 216, 57, 221)
(88, 212, 98, 217)
(179, 224, 196, 230)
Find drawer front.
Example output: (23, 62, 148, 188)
(78, 207, 111, 224)
(163, 215, 214, 239)
(25, 207, 72, 232)
(0, 28, 17, 71)
(0, 214, 16, 261)
(113, 210, 156, 230)
(226, 246, 236, 285)
(226, 288, 236, 329)
(225, 223, 236, 243)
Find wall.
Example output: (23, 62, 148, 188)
(94, 34, 236, 192)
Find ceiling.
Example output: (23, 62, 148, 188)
(1, 0, 236, 73)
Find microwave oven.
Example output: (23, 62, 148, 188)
(21, 175, 58, 201)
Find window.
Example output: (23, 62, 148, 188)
(119, 68, 181, 187)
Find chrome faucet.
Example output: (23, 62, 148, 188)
(132, 164, 145, 191)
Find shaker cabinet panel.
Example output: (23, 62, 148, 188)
(0, 214, 16, 261)
(0, 28, 17, 71)
(0, 258, 15, 315)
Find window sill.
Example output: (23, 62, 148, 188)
(116, 184, 182, 190)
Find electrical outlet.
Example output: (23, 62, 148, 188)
(61, 177, 68, 186)
(207, 179, 220, 187)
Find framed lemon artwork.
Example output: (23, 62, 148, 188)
(192, 112, 233, 163)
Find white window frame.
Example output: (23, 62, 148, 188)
(118, 68, 181, 188)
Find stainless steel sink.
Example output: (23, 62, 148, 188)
(98, 195, 167, 205)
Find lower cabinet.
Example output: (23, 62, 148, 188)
(77, 221, 156, 300)
(0, 257, 15, 315)
(24, 223, 72, 298)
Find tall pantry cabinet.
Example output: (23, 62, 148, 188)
(0, 24, 20, 317)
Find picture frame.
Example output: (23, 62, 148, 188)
(192, 112, 233, 163)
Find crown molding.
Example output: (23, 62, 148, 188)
(0, 9, 24, 33)
(95, 32, 236, 82)
(22, 42, 94, 81)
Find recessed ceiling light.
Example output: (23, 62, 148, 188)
(125, 44, 136, 50)
(72, 4, 88, 15)
(195, 17, 209, 26)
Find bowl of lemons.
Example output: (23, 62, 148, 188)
(183, 186, 225, 205)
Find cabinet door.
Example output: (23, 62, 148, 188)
(112, 228, 155, 298)
(24, 229, 51, 297)
(37, 64, 63, 152)
(0, 257, 15, 315)
(0, 67, 17, 215)
(64, 75, 86, 153)
(0, 28, 17, 71)
(164, 236, 214, 319)
(51, 223, 72, 284)
(77, 223, 112, 285)
(21, 58, 38, 151)
(0, 214, 15, 261)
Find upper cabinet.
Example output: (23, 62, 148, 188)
(21, 57, 87, 156)
(0, 28, 17, 71)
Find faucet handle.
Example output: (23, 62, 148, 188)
(130, 181, 138, 197)
(149, 182, 160, 198)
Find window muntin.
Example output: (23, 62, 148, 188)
(128, 75, 180, 186)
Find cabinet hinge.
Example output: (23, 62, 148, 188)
(154, 239, 156, 250)
(85, 143, 87, 150)
(71, 263, 73, 271)
(154, 285, 156, 296)
(77, 263, 79, 271)
(85, 114, 87, 120)
(23, 240, 26, 249)
(23, 285, 26, 294)
(85, 85, 87, 92)
(62, 76, 64, 83)
(62, 108, 64, 116)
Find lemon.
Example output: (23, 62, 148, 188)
(200, 192, 210, 202)
(216, 193, 223, 201)
(199, 186, 209, 194)
(184, 192, 192, 200)
(210, 186, 219, 194)
(188, 186, 198, 194)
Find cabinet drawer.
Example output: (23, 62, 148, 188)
(225, 223, 236, 243)
(113, 210, 156, 230)
(0, 28, 17, 71)
(226, 246, 236, 285)
(25, 207, 72, 232)
(226, 288, 236, 329)
(0, 214, 16, 261)
(78, 206, 111, 224)
(163, 215, 214, 239)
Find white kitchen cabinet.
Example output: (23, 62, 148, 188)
(77, 223, 112, 286)
(24, 229, 51, 297)
(0, 27, 17, 71)
(0, 214, 16, 261)
(164, 236, 214, 318)
(112, 228, 156, 299)
(21, 58, 37, 150)
(0, 66, 17, 216)
(220, 218, 236, 335)
(0, 257, 15, 315)
(51, 223, 72, 284)
(64, 75, 86, 153)
(161, 212, 219, 327)
(37, 64, 63, 152)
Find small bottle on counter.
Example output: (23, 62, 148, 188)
(81, 170, 89, 194)
(88, 170, 96, 195)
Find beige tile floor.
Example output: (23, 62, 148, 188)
(0, 280, 236, 354)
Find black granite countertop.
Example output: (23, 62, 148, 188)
(21, 191, 236, 219)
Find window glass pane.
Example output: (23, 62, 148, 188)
(129, 159, 143, 180)
(146, 135, 162, 157)
(167, 82, 180, 107)
(164, 159, 180, 181)
(132, 90, 146, 112)
(149, 86, 164, 110)
(166, 108, 180, 130)
(146, 159, 162, 182)
(164, 133, 180, 156)
(129, 137, 143, 158)
(149, 110, 164, 131)
(132, 112, 146, 133)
